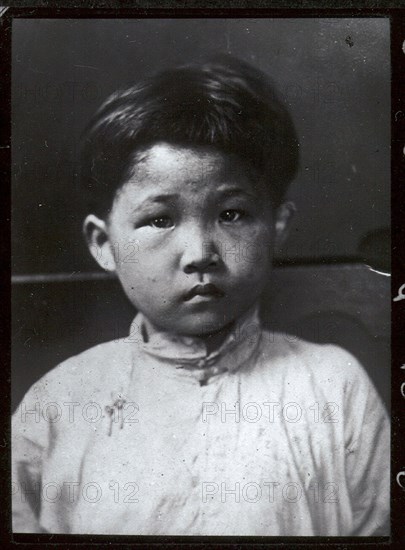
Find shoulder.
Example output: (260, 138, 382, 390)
(258, 328, 371, 392)
(13, 338, 133, 445)
(256, 330, 387, 424)
(23, 338, 133, 404)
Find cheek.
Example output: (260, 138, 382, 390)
(225, 225, 274, 271)
(110, 229, 156, 269)
(116, 252, 171, 301)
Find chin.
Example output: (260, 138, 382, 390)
(175, 311, 238, 337)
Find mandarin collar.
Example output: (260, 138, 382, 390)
(130, 304, 262, 385)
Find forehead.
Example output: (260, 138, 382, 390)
(124, 142, 260, 193)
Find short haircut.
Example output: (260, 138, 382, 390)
(80, 54, 299, 217)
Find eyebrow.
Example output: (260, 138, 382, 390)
(216, 187, 259, 200)
(135, 187, 258, 210)
(136, 194, 179, 209)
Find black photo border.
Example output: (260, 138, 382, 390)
(1, 2, 403, 549)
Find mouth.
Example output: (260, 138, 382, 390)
(183, 283, 225, 302)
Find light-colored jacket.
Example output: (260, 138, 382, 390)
(12, 308, 389, 535)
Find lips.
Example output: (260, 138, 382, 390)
(184, 283, 225, 301)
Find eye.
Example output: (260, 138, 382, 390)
(219, 209, 245, 223)
(149, 216, 174, 229)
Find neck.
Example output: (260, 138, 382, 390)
(140, 303, 260, 356)
(142, 317, 235, 355)
(196, 323, 235, 355)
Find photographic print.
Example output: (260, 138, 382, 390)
(9, 13, 392, 540)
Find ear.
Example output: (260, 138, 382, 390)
(83, 214, 117, 272)
(274, 201, 296, 249)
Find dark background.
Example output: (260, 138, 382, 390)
(11, 17, 390, 274)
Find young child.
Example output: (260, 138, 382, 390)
(12, 55, 389, 536)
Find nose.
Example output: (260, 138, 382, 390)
(180, 226, 221, 275)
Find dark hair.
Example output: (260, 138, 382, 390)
(80, 54, 299, 217)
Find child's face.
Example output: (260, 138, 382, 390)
(85, 142, 292, 336)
